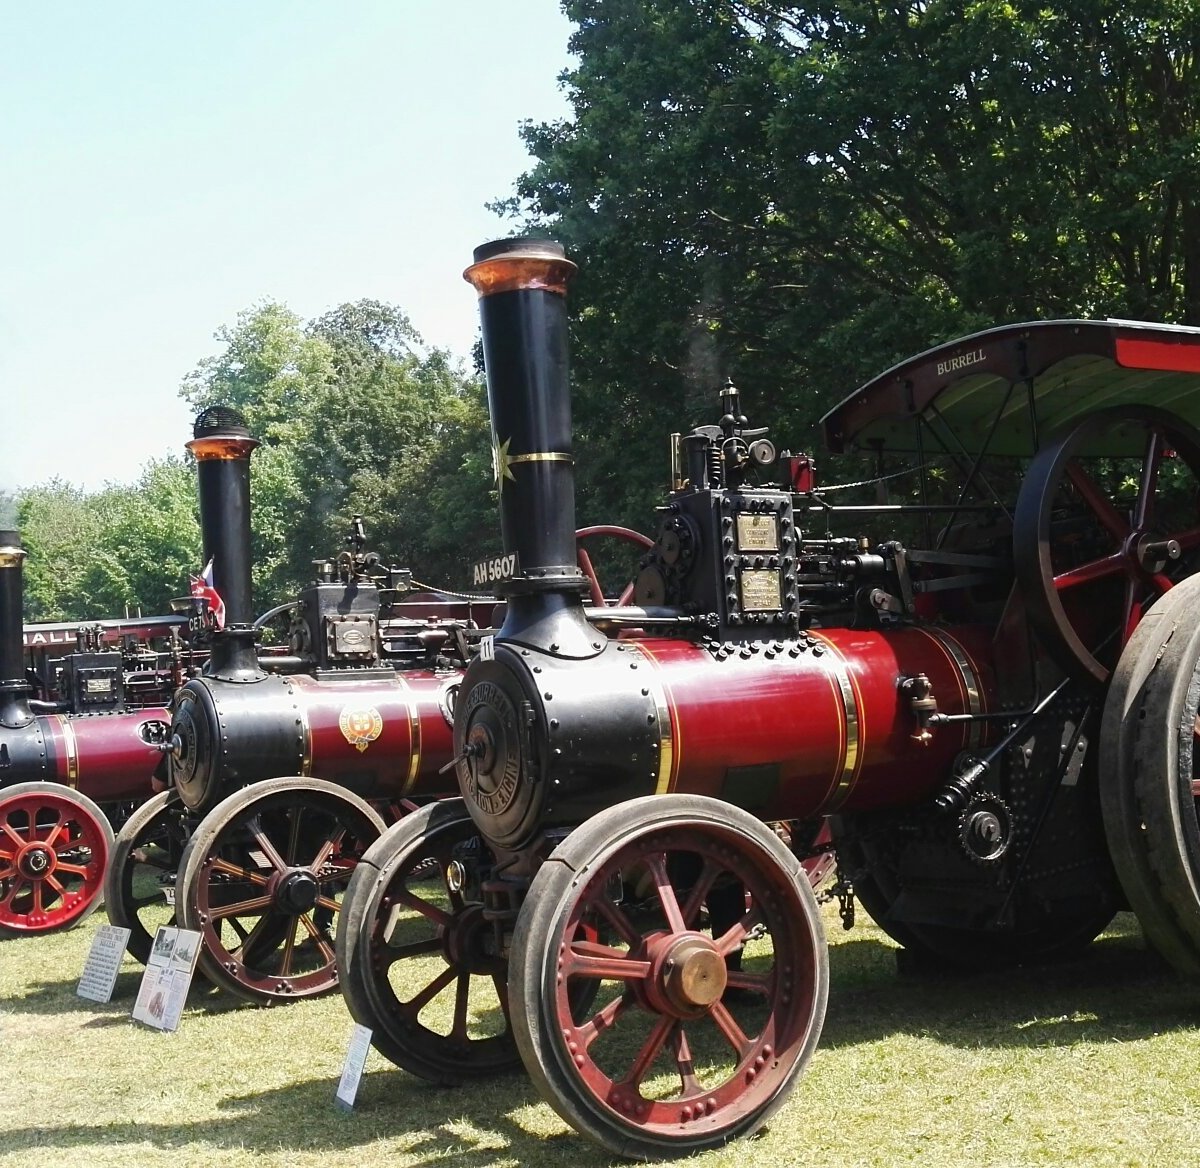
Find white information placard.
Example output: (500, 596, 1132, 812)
(335, 1023, 374, 1111)
(131, 925, 202, 1032)
(77, 924, 131, 1003)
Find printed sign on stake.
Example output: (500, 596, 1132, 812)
(77, 924, 131, 1003)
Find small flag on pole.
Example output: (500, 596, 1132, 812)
(190, 559, 226, 629)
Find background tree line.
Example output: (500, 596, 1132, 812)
(18, 0, 1200, 619)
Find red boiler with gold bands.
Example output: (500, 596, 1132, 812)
(170, 667, 459, 814)
(631, 624, 991, 817)
(26, 708, 171, 802)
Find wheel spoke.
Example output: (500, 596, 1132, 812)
(1065, 461, 1130, 541)
(1054, 552, 1128, 591)
(724, 968, 771, 996)
(208, 892, 276, 919)
(451, 972, 471, 1040)
(670, 1024, 704, 1099)
(380, 935, 443, 964)
(714, 904, 764, 956)
(573, 992, 629, 1051)
(1, 822, 25, 849)
(277, 922, 298, 976)
(284, 805, 303, 866)
(42, 820, 69, 849)
(593, 895, 643, 949)
(493, 972, 512, 1025)
(208, 857, 271, 886)
(564, 939, 652, 982)
(1133, 429, 1164, 530)
(679, 857, 721, 928)
(296, 911, 335, 962)
(308, 829, 345, 875)
(247, 819, 288, 873)
(622, 1014, 674, 1089)
(406, 963, 458, 1012)
(707, 1000, 754, 1060)
(314, 893, 342, 915)
(646, 852, 687, 933)
(53, 861, 90, 878)
(394, 886, 452, 928)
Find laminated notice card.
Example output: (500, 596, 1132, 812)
(335, 1023, 373, 1111)
(131, 925, 202, 1032)
(77, 924, 131, 1003)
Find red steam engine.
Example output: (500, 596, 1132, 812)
(332, 239, 1200, 1158)
(0, 533, 172, 935)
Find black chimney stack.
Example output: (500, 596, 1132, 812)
(186, 407, 263, 681)
(0, 530, 33, 728)
(463, 238, 596, 657)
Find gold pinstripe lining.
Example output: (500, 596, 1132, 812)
(808, 633, 862, 812)
(624, 643, 676, 794)
(54, 715, 79, 786)
(395, 674, 422, 794)
(921, 628, 984, 749)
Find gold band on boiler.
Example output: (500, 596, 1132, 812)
(54, 716, 79, 786)
(0, 545, 26, 568)
(624, 643, 676, 795)
(395, 675, 422, 794)
(921, 628, 984, 749)
(809, 633, 861, 812)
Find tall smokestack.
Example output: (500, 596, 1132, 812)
(0, 530, 33, 728)
(186, 406, 263, 681)
(463, 238, 595, 657)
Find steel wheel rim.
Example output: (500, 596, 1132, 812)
(544, 822, 822, 1142)
(106, 790, 183, 964)
(188, 789, 378, 998)
(0, 788, 110, 933)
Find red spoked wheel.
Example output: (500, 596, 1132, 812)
(337, 799, 521, 1082)
(0, 782, 114, 935)
(510, 795, 828, 1159)
(176, 778, 385, 1003)
(1014, 405, 1200, 686)
(576, 526, 654, 607)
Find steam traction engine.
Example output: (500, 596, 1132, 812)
(104, 407, 497, 1002)
(0, 532, 171, 935)
(336, 240, 1200, 1158)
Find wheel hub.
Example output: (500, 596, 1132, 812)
(646, 931, 728, 1017)
(443, 902, 496, 975)
(276, 869, 319, 913)
(16, 843, 55, 879)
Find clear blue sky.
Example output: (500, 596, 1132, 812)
(0, 1, 574, 496)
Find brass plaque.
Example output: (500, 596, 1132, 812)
(736, 513, 778, 551)
(740, 570, 782, 611)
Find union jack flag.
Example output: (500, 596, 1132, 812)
(190, 558, 226, 630)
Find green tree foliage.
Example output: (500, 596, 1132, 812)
(180, 299, 494, 605)
(501, 0, 1200, 524)
(19, 460, 199, 621)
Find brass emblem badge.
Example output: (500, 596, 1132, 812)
(339, 705, 384, 753)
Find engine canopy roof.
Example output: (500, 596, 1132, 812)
(820, 319, 1200, 457)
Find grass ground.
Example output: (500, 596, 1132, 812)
(2, 904, 1199, 1168)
